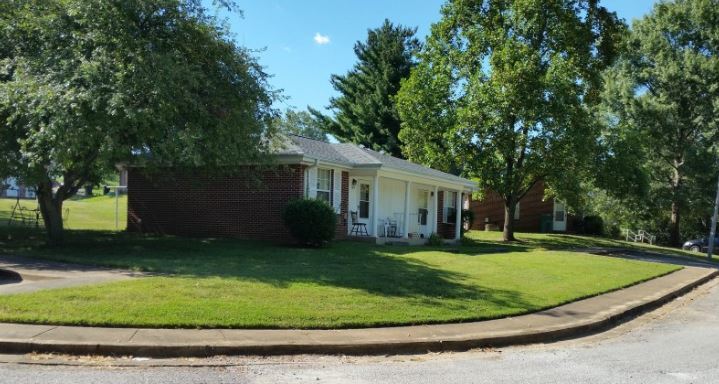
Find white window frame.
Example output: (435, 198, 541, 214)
(443, 191, 457, 224)
(316, 168, 333, 205)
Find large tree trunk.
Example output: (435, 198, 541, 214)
(669, 200, 681, 247)
(669, 163, 683, 247)
(503, 197, 516, 242)
(36, 182, 65, 246)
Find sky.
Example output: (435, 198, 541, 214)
(222, 0, 658, 114)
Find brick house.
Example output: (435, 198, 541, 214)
(127, 135, 476, 244)
(470, 180, 573, 233)
(1, 178, 36, 199)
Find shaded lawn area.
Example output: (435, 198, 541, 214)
(0, 228, 678, 329)
(464, 230, 719, 264)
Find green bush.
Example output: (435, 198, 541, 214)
(582, 215, 605, 236)
(282, 199, 337, 246)
(427, 232, 443, 246)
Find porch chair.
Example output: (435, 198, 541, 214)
(350, 211, 369, 236)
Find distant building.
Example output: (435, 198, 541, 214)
(1, 178, 36, 199)
(470, 181, 573, 233)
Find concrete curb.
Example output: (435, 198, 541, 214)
(0, 267, 716, 357)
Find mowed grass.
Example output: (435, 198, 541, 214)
(0, 196, 127, 231)
(0, 229, 678, 329)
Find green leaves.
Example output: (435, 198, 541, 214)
(315, 19, 420, 158)
(0, 0, 277, 242)
(274, 109, 328, 142)
(597, 0, 719, 244)
(398, 0, 624, 221)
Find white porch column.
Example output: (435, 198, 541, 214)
(372, 174, 380, 236)
(454, 190, 462, 240)
(403, 181, 411, 238)
(433, 185, 439, 234)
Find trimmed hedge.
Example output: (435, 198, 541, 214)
(282, 199, 337, 246)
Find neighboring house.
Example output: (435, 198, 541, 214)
(127, 135, 476, 243)
(1, 178, 36, 199)
(470, 180, 572, 233)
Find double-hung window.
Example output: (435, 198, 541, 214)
(316, 168, 332, 205)
(443, 191, 457, 224)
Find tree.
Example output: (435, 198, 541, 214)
(274, 109, 327, 142)
(0, 0, 277, 245)
(601, 0, 719, 246)
(397, 0, 624, 241)
(312, 19, 420, 157)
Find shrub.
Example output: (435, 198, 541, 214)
(582, 215, 605, 236)
(282, 199, 337, 246)
(427, 232, 443, 246)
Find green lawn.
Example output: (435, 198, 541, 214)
(0, 195, 127, 231)
(0, 228, 678, 329)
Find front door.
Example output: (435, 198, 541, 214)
(357, 182, 372, 229)
(416, 189, 430, 237)
(553, 200, 566, 232)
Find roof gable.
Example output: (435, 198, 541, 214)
(276, 135, 473, 187)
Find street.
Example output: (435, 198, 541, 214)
(1, 277, 718, 384)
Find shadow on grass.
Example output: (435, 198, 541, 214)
(0, 227, 534, 310)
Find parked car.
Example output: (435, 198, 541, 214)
(682, 237, 719, 252)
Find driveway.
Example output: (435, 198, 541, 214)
(0, 255, 141, 295)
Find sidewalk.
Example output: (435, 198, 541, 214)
(0, 266, 715, 357)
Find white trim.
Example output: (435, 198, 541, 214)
(378, 168, 475, 192)
(371, 174, 380, 236)
(454, 191, 462, 240)
(552, 200, 567, 232)
(291, 155, 477, 191)
(403, 181, 411, 238)
(433, 185, 439, 234)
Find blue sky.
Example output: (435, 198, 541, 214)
(223, 0, 657, 114)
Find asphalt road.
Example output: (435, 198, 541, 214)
(1, 277, 717, 384)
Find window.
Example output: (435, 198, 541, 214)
(554, 201, 565, 222)
(514, 202, 520, 220)
(359, 183, 370, 218)
(316, 168, 332, 204)
(443, 191, 457, 224)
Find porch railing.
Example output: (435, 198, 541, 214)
(625, 229, 656, 245)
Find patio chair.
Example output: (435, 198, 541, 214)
(350, 211, 369, 236)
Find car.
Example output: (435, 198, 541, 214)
(682, 236, 719, 252)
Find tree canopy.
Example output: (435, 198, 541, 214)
(599, 0, 719, 245)
(312, 19, 420, 157)
(0, 0, 277, 244)
(397, 0, 625, 241)
(274, 109, 328, 142)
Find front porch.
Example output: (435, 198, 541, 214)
(345, 168, 471, 245)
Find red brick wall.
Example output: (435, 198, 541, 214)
(127, 166, 308, 242)
(436, 191, 457, 239)
(469, 181, 572, 233)
(335, 171, 349, 239)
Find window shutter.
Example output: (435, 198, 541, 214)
(307, 167, 318, 199)
(332, 169, 342, 213)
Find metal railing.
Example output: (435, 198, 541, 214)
(625, 229, 656, 245)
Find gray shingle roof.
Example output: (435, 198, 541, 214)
(277, 135, 473, 186)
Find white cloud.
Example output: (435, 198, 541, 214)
(313, 32, 330, 45)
